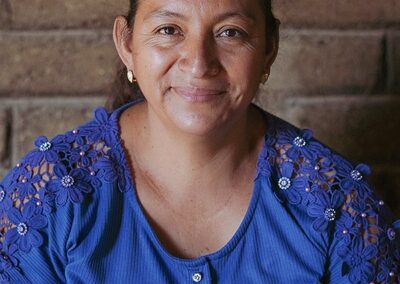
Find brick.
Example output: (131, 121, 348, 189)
(257, 95, 400, 164)
(388, 31, 400, 93)
(263, 30, 384, 95)
(15, 100, 103, 159)
(8, 0, 127, 30)
(0, 31, 118, 95)
(273, 0, 400, 29)
(0, 109, 9, 164)
(0, 0, 12, 28)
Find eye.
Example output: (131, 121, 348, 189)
(157, 26, 181, 36)
(219, 28, 244, 38)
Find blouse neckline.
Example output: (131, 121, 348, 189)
(109, 98, 272, 266)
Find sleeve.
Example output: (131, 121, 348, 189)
(0, 107, 123, 283)
(326, 159, 400, 284)
(270, 126, 399, 284)
(0, 135, 76, 283)
(0, 133, 107, 283)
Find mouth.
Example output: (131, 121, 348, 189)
(171, 86, 225, 103)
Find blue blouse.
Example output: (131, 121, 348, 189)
(0, 99, 399, 284)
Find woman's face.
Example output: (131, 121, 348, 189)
(130, 0, 274, 135)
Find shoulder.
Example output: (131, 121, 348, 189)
(257, 113, 400, 284)
(0, 105, 131, 282)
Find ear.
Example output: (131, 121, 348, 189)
(263, 21, 280, 74)
(113, 16, 134, 70)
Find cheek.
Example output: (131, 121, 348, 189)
(135, 47, 177, 79)
(222, 53, 264, 94)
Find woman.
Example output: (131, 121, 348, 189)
(0, 0, 398, 283)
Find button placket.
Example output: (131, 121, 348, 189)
(186, 261, 211, 284)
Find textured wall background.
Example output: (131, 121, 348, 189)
(0, 0, 399, 215)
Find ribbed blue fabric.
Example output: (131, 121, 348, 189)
(1, 99, 398, 284)
(9, 176, 349, 283)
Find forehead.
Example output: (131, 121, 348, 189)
(136, 0, 264, 22)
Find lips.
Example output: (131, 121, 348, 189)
(171, 86, 225, 103)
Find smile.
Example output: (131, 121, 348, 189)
(171, 86, 225, 103)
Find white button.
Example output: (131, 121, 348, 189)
(192, 272, 202, 282)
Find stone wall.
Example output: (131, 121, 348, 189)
(0, 0, 399, 215)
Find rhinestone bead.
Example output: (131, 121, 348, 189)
(79, 151, 85, 156)
(90, 171, 95, 176)
(379, 200, 384, 206)
(293, 136, 306, 147)
(361, 213, 367, 218)
(342, 229, 348, 234)
(0, 190, 5, 202)
(22, 178, 28, 183)
(39, 141, 52, 152)
(36, 201, 42, 206)
(314, 166, 320, 171)
(72, 129, 78, 134)
(16, 163, 21, 167)
(17, 223, 28, 236)
(61, 175, 75, 188)
(389, 272, 395, 277)
(324, 208, 336, 221)
(278, 177, 291, 190)
(305, 187, 310, 192)
(350, 170, 363, 181)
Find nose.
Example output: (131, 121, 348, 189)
(178, 34, 221, 78)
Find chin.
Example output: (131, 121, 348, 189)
(169, 111, 228, 136)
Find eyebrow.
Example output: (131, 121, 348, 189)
(144, 9, 188, 21)
(144, 9, 256, 25)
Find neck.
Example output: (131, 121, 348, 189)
(123, 102, 266, 206)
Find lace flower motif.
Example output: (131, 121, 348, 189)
(24, 136, 70, 166)
(336, 161, 372, 198)
(334, 211, 360, 244)
(351, 200, 377, 230)
(5, 202, 47, 253)
(275, 162, 308, 205)
(377, 253, 399, 284)
(278, 129, 322, 161)
(338, 238, 378, 283)
(15, 168, 41, 201)
(81, 108, 118, 145)
(46, 164, 93, 206)
(307, 190, 345, 232)
(94, 148, 129, 192)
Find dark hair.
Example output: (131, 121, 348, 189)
(106, 0, 279, 111)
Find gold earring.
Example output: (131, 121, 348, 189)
(127, 69, 136, 83)
(261, 73, 270, 85)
